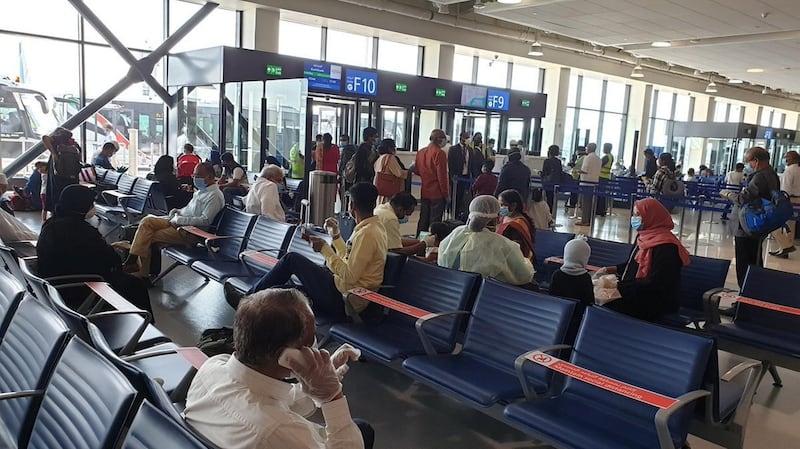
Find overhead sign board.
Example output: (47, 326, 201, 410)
(486, 89, 510, 111)
(345, 69, 378, 97)
(303, 62, 342, 92)
(460, 85, 487, 108)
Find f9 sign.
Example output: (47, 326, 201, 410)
(486, 89, 510, 111)
(345, 69, 378, 97)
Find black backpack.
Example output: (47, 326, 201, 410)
(197, 327, 234, 357)
(44, 128, 82, 181)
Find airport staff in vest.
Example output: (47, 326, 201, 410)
(289, 141, 305, 179)
(597, 143, 614, 216)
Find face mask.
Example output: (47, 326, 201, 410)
(498, 206, 510, 217)
(631, 216, 643, 230)
(85, 206, 96, 220)
(193, 177, 207, 191)
(744, 164, 755, 174)
(398, 215, 409, 225)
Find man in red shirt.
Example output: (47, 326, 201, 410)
(177, 143, 201, 184)
(414, 129, 450, 235)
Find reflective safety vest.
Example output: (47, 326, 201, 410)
(289, 143, 305, 179)
(571, 155, 585, 180)
(600, 153, 614, 180)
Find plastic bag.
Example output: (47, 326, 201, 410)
(593, 274, 622, 306)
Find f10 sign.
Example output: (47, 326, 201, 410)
(486, 89, 510, 111)
(345, 69, 378, 97)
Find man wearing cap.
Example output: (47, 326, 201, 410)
(414, 129, 449, 234)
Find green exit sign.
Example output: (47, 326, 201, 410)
(435, 88, 446, 97)
(521, 99, 531, 108)
(266, 64, 283, 76)
(395, 83, 408, 93)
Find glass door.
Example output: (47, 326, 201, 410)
(379, 106, 409, 150)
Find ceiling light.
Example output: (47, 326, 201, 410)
(705, 80, 718, 94)
(651, 41, 671, 47)
(762, 87, 769, 95)
(746, 68, 764, 73)
(528, 41, 544, 57)
(630, 63, 644, 78)
(728, 79, 744, 84)
(497, 0, 522, 3)
(473, 0, 487, 9)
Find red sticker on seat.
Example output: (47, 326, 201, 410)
(181, 226, 219, 240)
(242, 250, 278, 267)
(85, 281, 140, 313)
(720, 293, 800, 316)
(349, 288, 433, 319)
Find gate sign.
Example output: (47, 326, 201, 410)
(345, 69, 378, 97)
(486, 89, 510, 111)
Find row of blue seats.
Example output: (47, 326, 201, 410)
(0, 258, 217, 448)
(91, 167, 170, 237)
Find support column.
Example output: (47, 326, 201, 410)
(544, 67, 570, 151)
(241, 7, 280, 52)
(437, 44, 455, 80)
(634, 84, 653, 171)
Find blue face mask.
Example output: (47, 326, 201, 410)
(193, 177, 207, 192)
(631, 216, 643, 230)
(743, 164, 755, 175)
(499, 206, 510, 217)
(398, 215, 409, 224)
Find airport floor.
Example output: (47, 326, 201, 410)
(17, 202, 800, 449)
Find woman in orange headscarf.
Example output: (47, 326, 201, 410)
(597, 198, 691, 322)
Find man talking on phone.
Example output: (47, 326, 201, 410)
(185, 288, 371, 449)
(225, 182, 388, 322)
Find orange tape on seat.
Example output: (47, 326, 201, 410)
(526, 351, 678, 409)
(349, 288, 434, 319)
(719, 292, 800, 316)
(85, 281, 141, 313)
(241, 250, 279, 267)
(544, 256, 601, 272)
(176, 347, 208, 370)
(180, 226, 219, 240)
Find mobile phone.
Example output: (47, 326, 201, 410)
(278, 348, 306, 370)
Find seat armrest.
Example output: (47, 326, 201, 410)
(654, 390, 712, 449)
(0, 390, 44, 401)
(124, 347, 208, 402)
(85, 281, 144, 314)
(179, 226, 223, 241)
(415, 311, 471, 356)
(514, 345, 572, 401)
(86, 309, 151, 355)
(703, 287, 735, 324)
(721, 360, 763, 427)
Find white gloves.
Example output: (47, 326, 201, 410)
(279, 347, 343, 404)
(324, 217, 340, 237)
(331, 343, 361, 380)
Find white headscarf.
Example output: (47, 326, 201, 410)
(561, 238, 591, 276)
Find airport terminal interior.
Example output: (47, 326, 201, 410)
(2, 0, 800, 448)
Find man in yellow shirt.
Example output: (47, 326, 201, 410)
(226, 182, 387, 321)
(374, 192, 427, 256)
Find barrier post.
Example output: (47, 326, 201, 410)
(678, 202, 686, 238)
(552, 184, 560, 225)
(628, 193, 635, 244)
(589, 184, 597, 235)
(694, 206, 703, 255)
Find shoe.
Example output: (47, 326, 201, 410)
(769, 247, 795, 258)
(774, 252, 789, 259)
(224, 282, 245, 309)
(784, 246, 796, 254)
(720, 215, 729, 220)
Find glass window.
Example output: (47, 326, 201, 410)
(476, 58, 508, 88)
(713, 102, 727, 123)
(772, 112, 784, 128)
(84, 0, 163, 50)
(655, 90, 673, 119)
(510, 64, 539, 92)
(567, 74, 578, 107)
(563, 107, 576, 154)
(650, 118, 668, 149)
(0, 0, 79, 39)
(674, 95, 691, 121)
(0, 35, 80, 100)
(760, 110, 772, 126)
(604, 81, 627, 113)
(169, 1, 237, 53)
(580, 76, 603, 110)
(377, 40, 418, 75)
(452, 54, 474, 83)
(279, 21, 322, 59)
(601, 113, 624, 155)
(577, 109, 600, 144)
(507, 119, 525, 148)
(728, 104, 742, 123)
(326, 29, 373, 68)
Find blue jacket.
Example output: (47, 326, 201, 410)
(23, 171, 43, 209)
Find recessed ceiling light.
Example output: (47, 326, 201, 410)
(728, 79, 744, 84)
(651, 41, 671, 47)
(746, 68, 764, 73)
(497, 0, 522, 3)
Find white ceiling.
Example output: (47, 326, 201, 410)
(477, 0, 800, 93)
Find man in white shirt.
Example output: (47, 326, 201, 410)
(245, 164, 286, 222)
(374, 192, 427, 256)
(720, 163, 746, 220)
(578, 143, 602, 226)
(125, 162, 225, 278)
(769, 151, 800, 258)
(184, 288, 371, 449)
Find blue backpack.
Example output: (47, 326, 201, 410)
(739, 190, 794, 236)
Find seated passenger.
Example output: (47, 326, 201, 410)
(245, 164, 286, 222)
(37, 185, 152, 315)
(528, 187, 555, 230)
(497, 189, 537, 263)
(177, 143, 201, 185)
(418, 221, 456, 264)
(124, 162, 224, 279)
(23, 161, 46, 210)
(596, 198, 690, 322)
(92, 142, 117, 170)
(150, 155, 191, 209)
(225, 182, 387, 322)
(219, 152, 250, 204)
(470, 159, 498, 197)
(185, 288, 372, 449)
(438, 195, 534, 287)
(548, 238, 594, 308)
(374, 192, 426, 256)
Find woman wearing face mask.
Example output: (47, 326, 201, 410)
(438, 195, 534, 287)
(595, 198, 690, 322)
(373, 138, 408, 204)
(496, 189, 537, 263)
(36, 185, 153, 316)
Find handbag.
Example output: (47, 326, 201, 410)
(738, 190, 794, 236)
(374, 155, 404, 198)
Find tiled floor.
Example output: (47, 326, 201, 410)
(16, 200, 800, 449)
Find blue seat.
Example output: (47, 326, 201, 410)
(661, 255, 729, 328)
(159, 208, 256, 281)
(0, 267, 25, 341)
(586, 237, 633, 268)
(504, 307, 713, 449)
(191, 217, 294, 282)
(122, 401, 214, 449)
(330, 258, 481, 362)
(707, 266, 800, 385)
(0, 298, 70, 448)
(403, 280, 577, 408)
(25, 338, 138, 449)
(532, 230, 575, 286)
(382, 252, 406, 286)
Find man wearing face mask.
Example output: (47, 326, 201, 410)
(448, 131, 485, 218)
(728, 146, 780, 288)
(37, 184, 153, 315)
(414, 129, 450, 235)
(124, 162, 225, 279)
(373, 192, 426, 256)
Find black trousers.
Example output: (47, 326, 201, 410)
(734, 236, 765, 289)
(545, 189, 555, 213)
(417, 199, 445, 235)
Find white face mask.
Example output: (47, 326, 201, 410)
(85, 206, 96, 219)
